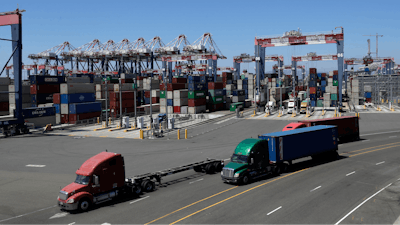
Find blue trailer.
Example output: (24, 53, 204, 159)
(221, 125, 339, 184)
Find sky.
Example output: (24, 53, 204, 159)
(1, 0, 399, 77)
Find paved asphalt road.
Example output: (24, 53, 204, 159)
(0, 113, 400, 224)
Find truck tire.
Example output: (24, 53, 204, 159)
(193, 165, 202, 172)
(240, 174, 249, 185)
(274, 165, 281, 175)
(132, 185, 142, 195)
(280, 163, 288, 173)
(142, 180, 155, 192)
(78, 198, 91, 212)
(205, 163, 215, 174)
(213, 162, 223, 172)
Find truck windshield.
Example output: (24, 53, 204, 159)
(231, 154, 248, 164)
(75, 175, 90, 185)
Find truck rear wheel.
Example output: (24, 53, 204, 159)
(142, 180, 155, 192)
(78, 198, 90, 212)
(213, 162, 223, 172)
(132, 186, 142, 195)
(205, 163, 215, 174)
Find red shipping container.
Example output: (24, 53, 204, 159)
(53, 93, 61, 104)
(0, 102, 9, 111)
(136, 76, 144, 80)
(69, 111, 101, 123)
(268, 78, 272, 82)
(61, 114, 69, 124)
(151, 97, 159, 103)
(172, 78, 187, 83)
(333, 70, 338, 75)
(309, 87, 316, 94)
(321, 73, 326, 77)
(109, 91, 135, 101)
(208, 82, 224, 90)
(223, 83, 226, 88)
(159, 83, 165, 91)
(167, 83, 186, 91)
(309, 68, 317, 74)
(188, 98, 207, 107)
(30, 84, 60, 94)
(120, 79, 134, 84)
(173, 106, 181, 113)
(109, 99, 137, 108)
(366, 98, 372, 103)
(222, 77, 227, 82)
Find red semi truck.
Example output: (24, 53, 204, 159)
(58, 151, 223, 212)
(282, 116, 360, 142)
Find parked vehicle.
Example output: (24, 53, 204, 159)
(221, 125, 339, 184)
(58, 152, 223, 212)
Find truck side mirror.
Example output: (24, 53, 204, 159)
(93, 175, 99, 185)
(250, 158, 254, 165)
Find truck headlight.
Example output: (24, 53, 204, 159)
(234, 173, 240, 178)
(220, 171, 223, 175)
(66, 198, 75, 204)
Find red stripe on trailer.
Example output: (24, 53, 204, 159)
(0, 14, 19, 26)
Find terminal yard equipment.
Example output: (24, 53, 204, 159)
(0, 9, 29, 136)
(282, 116, 359, 143)
(58, 151, 223, 212)
(221, 125, 338, 185)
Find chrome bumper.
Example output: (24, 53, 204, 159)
(58, 200, 78, 211)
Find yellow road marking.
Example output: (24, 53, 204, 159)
(340, 141, 400, 155)
(349, 144, 400, 157)
(169, 168, 308, 225)
(99, 136, 107, 138)
(144, 186, 238, 224)
(116, 137, 124, 138)
(68, 134, 74, 136)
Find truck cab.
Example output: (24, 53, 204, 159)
(300, 100, 309, 114)
(221, 139, 272, 185)
(58, 152, 125, 211)
(287, 99, 295, 114)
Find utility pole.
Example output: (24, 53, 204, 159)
(363, 33, 383, 58)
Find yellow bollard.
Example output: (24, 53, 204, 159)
(185, 129, 188, 139)
(177, 129, 180, 140)
(382, 99, 384, 103)
(108, 117, 112, 125)
(97, 117, 100, 124)
(250, 110, 256, 117)
(139, 129, 143, 139)
(264, 111, 269, 117)
(398, 99, 400, 104)
(386, 99, 388, 103)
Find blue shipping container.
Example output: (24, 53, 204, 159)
(22, 107, 56, 118)
(61, 93, 96, 104)
(144, 97, 150, 105)
(311, 100, 316, 107)
(321, 86, 326, 92)
(258, 125, 338, 163)
(333, 75, 338, 80)
(331, 100, 337, 107)
(188, 83, 208, 91)
(54, 104, 60, 114)
(232, 90, 245, 96)
(188, 76, 201, 82)
(309, 80, 317, 87)
(30, 75, 65, 85)
(31, 93, 53, 104)
(167, 99, 173, 106)
(317, 73, 322, 78)
(364, 92, 372, 98)
(226, 80, 233, 84)
(321, 77, 326, 81)
(242, 80, 248, 85)
(69, 102, 102, 114)
(321, 80, 326, 86)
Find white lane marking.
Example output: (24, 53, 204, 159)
(362, 140, 370, 142)
(346, 171, 356, 176)
(189, 178, 204, 184)
(0, 205, 57, 223)
(215, 117, 235, 125)
(310, 186, 321, 192)
(389, 136, 397, 138)
(360, 130, 400, 137)
(49, 212, 68, 219)
(68, 223, 75, 225)
(129, 196, 149, 204)
(267, 206, 282, 215)
(376, 161, 385, 165)
(335, 183, 392, 225)
(26, 164, 46, 167)
(101, 223, 111, 225)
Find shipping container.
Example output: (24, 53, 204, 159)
(167, 83, 186, 91)
(188, 98, 207, 107)
(30, 75, 64, 85)
(167, 99, 173, 106)
(31, 93, 53, 104)
(188, 105, 206, 114)
(208, 82, 224, 90)
(69, 111, 102, 123)
(173, 89, 189, 99)
(109, 91, 135, 101)
(69, 102, 102, 114)
(22, 106, 56, 119)
(60, 83, 95, 94)
(232, 90, 245, 96)
(259, 125, 337, 163)
(30, 84, 60, 94)
(172, 78, 187, 83)
(65, 77, 91, 83)
(24, 115, 57, 128)
(173, 98, 188, 106)
(188, 90, 207, 99)
(173, 106, 181, 113)
(188, 83, 207, 91)
(208, 89, 223, 96)
(160, 90, 166, 98)
(60, 93, 96, 104)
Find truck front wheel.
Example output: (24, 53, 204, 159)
(240, 174, 249, 185)
(132, 186, 142, 195)
(78, 198, 91, 212)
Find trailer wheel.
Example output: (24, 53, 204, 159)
(78, 198, 91, 212)
(142, 180, 155, 192)
(205, 163, 215, 174)
(193, 165, 202, 172)
(213, 162, 223, 172)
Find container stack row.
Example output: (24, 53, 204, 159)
(9, 84, 31, 115)
(364, 85, 372, 103)
(0, 77, 11, 115)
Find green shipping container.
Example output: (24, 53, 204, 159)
(160, 90, 166, 98)
(241, 75, 245, 80)
(317, 99, 323, 107)
(230, 102, 244, 111)
(333, 80, 338, 86)
(331, 94, 338, 100)
(188, 90, 207, 99)
(211, 96, 224, 104)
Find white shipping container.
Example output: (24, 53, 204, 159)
(167, 91, 174, 99)
(160, 98, 167, 106)
(232, 96, 246, 103)
(173, 89, 188, 99)
(24, 115, 56, 128)
(167, 106, 173, 114)
(8, 85, 30, 94)
(60, 83, 94, 94)
(160, 106, 166, 113)
(151, 89, 160, 97)
(329, 71, 334, 76)
(65, 77, 90, 83)
(96, 92, 102, 99)
(56, 113, 61, 124)
(120, 73, 135, 79)
(364, 85, 372, 92)
(60, 104, 69, 114)
(238, 84, 243, 90)
(114, 83, 134, 92)
(188, 105, 207, 114)
(352, 80, 359, 87)
(181, 106, 188, 114)
(173, 98, 188, 106)
(226, 84, 235, 91)
(352, 86, 359, 93)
